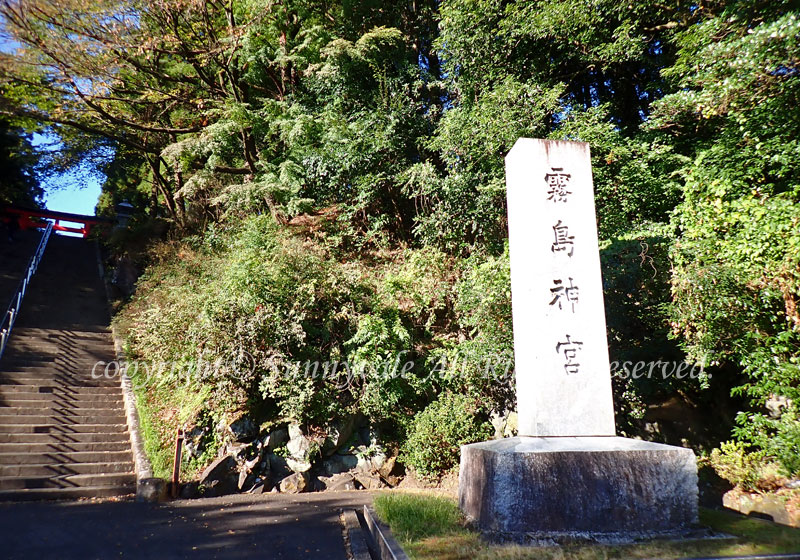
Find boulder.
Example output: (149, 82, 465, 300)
(248, 479, 270, 494)
(353, 444, 387, 472)
(321, 415, 360, 457)
(286, 455, 313, 473)
(377, 453, 401, 480)
(224, 442, 251, 463)
(136, 477, 167, 502)
(288, 423, 304, 444)
(323, 453, 358, 475)
(199, 455, 239, 497)
(368, 450, 388, 472)
(318, 472, 358, 492)
(238, 469, 256, 492)
(278, 472, 309, 494)
(286, 424, 314, 473)
(183, 426, 207, 460)
(179, 481, 200, 499)
(354, 472, 383, 490)
(357, 426, 378, 447)
(228, 414, 258, 443)
(265, 427, 289, 452)
(268, 453, 292, 479)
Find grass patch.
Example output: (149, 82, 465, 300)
(374, 493, 465, 542)
(374, 492, 800, 560)
(130, 379, 174, 479)
(129, 369, 215, 480)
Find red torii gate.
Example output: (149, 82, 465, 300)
(1, 205, 114, 238)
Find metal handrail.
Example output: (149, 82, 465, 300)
(0, 221, 54, 360)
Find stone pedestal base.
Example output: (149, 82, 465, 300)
(458, 436, 698, 537)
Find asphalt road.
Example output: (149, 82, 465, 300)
(0, 490, 374, 559)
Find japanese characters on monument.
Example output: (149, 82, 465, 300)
(505, 139, 616, 437)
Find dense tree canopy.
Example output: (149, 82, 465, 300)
(0, 117, 41, 205)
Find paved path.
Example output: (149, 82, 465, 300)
(0, 490, 374, 559)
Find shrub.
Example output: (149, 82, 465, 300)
(709, 441, 766, 492)
(402, 392, 492, 480)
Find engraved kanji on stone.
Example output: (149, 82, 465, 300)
(556, 335, 584, 375)
(550, 277, 579, 313)
(551, 220, 575, 257)
(545, 167, 572, 202)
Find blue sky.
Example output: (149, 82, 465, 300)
(43, 174, 102, 216)
(32, 133, 103, 217)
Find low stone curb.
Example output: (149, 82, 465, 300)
(363, 505, 409, 560)
(341, 509, 371, 560)
(113, 334, 166, 502)
(96, 242, 165, 502)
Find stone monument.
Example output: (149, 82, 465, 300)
(458, 139, 698, 538)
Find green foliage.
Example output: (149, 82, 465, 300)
(122, 215, 369, 423)
(381, 247, 454, 330)
(0, 119, 42, 206)
(402, 392, 492, 480)
(655, 8, 800, 472)
(431, 248, 516, 413)
(121, 218, 468, 438)
(49, 0, 800, 483)
(709, 441, 766, 492)
(554, 108, 684, 239)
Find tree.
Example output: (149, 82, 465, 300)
(651, 2, 800, 474)
(0, 117, 41, 206)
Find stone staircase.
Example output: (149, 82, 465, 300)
(0, 233, 135, 500)
(0, 229, 42, 304)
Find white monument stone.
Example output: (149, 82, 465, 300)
(506, 138, 615, 436)
(458, 138, 699, 539)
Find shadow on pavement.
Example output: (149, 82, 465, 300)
(0, 490, 375, 559)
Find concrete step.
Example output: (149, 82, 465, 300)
(12, 326, 111, 333)
(2, 355, 117, 365)
(0, 385, 122, 395)
(0, 423, 128, 434)
(0, 366, 105, 372)
(0, 236, 137, 502)
(0, 461, 134, 477)
(3, 352, 56, 360)
(0, 383, 120, 392)
(0, 484, 134, 501)
(0, 406, 125, 416)
(5, 337, 113, 347)
(0, 450, 132, 465)
(0, 396, 123, 406)
(7, 334, 111, 342)
(0, 471, 135, 490)
(0, 361, 112, 371)
(0, 373, 117, 382)
(0, 413, 126, 425)
(1, 357, 113, 367)
(6, 336, 114, 349)
(0, 432, 131, 444)
(0, 441, 132, 454)
(0, 362, 57, 371)
(0, 375, 120, 386)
